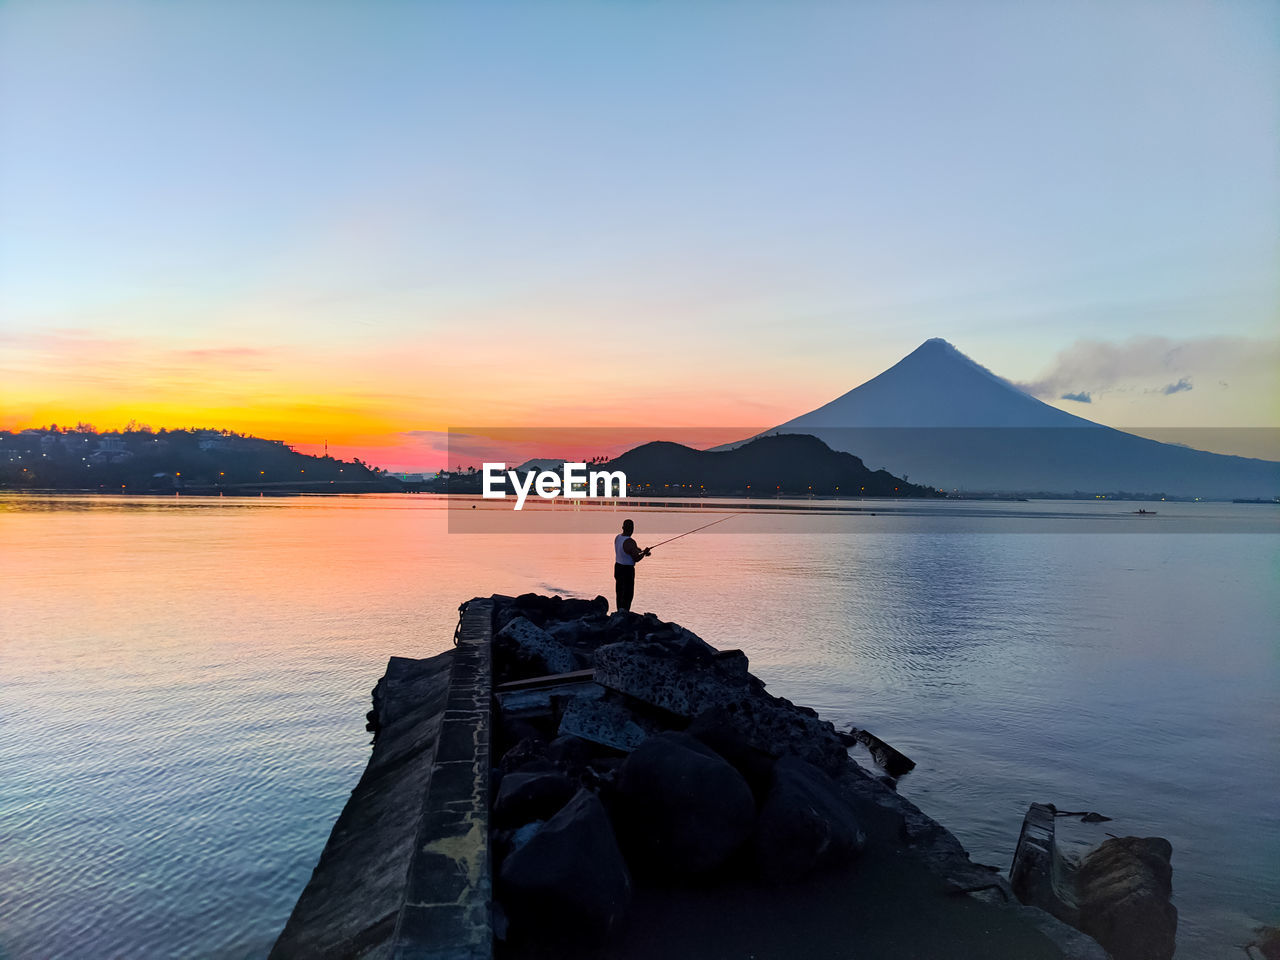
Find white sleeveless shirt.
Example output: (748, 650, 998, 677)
(614, 533, 635, 566)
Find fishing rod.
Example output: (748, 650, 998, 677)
(646, 514, 738, 551)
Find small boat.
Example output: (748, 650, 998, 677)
(1133, 509, 1157, 515)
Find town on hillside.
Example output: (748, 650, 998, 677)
(0, 425, 398, 493)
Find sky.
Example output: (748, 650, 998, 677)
(2, 0, 1276, 470)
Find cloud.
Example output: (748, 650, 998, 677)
(1016, 336, 1279, 400)
(400, 430, 466, 442)
(172, 346, 269, 362)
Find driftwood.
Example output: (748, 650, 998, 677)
(841, 727, 916, 777)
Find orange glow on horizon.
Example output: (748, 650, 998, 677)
(0, 323, 832, 472)
(1, 329, 806, 470)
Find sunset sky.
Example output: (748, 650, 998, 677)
(2, 1, 1276, 470)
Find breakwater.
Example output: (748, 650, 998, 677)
(271, 595, 1175, 959)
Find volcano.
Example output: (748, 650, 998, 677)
(740, 339, 1278, 498)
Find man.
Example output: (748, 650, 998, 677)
(613, 518, 650, 612)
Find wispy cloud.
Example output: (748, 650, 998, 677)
(1016, 336, 1279, 401)
(171, 346, 270, 363)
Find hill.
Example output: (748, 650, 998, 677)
(607, 433, 942, 498)
(0, 427, 400, 493)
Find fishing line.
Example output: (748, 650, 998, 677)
(646, 513, 738, 551)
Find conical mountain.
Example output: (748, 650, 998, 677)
(783, 338, 1096, 429)
(742, 340, 1277, 498)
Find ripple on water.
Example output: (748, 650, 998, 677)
(0, 497, 1276, 959)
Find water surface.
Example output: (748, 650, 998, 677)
(1, 494, 1276, 958)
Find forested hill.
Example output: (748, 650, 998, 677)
(0, 427, 400, 493)
(606, 433, 943, 498)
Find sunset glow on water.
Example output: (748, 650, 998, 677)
(1, 494, 1276, 958)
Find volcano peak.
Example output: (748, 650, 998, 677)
(783, 340, 1091, 429)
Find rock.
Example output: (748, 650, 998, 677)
(753, 755, 866, 883)
(501, 718, 544, 746)
(493, 770, 577, 827)
(546, 595, 609, 622)
(686, 706, 777, 800)
(582, 755, 624, 792)
(594, 641, 848, 774)
(499, 735, 548, 774)
(597, 610, 715, 649)
(594, 641, 760, 716)
(546, 734, 595, 770)
(614, 732, 756, 876)
(493, 819, 545, 865)
(1252, 926, 1280, 960)
(701, 695, 851, 776)
(507, 819, 543, 857)
(1074, 836, 1177, 960)
(495, 616, 577, 681)
(557, 695, 660, 752)
(496, 679, 607, 725)
(545, 616, 607, 650)
(499, 594, 609, 632)
(712, 648, 751, 678)
(506, 757, 558, 776)
(494, 594, 549, 631)
(643, 622, 719, 661)
(600, 610, 650, 644)
(499, 788, 632, 941)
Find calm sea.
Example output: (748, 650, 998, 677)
(1, 494, 1276, 959)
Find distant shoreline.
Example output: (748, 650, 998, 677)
(3, 488, 1274, 505)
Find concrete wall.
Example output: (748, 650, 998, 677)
(270, 599, 493, 960)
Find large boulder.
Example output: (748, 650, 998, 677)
(685, 707, 777, 800)
(707, 695, 851, 775)
(1252, 926, 1280, 960)
(496, 593, 610, 633)
(594, 610, 715, 652)
(594, 641, 760, 716)
(614, 732, 756, 877)
(643, 622, 720, 661)
(494, 594, 553, 631)
(495, 616, 576, 681)
(547, 595, 609, 622)
(557, 694, 660, 752)
(498, 734, 548, 774)
(599, 610, 654, 644)
(1074, 836, 1177, 960)
(493, 770, 577, 827)
(499, 788, 632, 940)
(545, 615, 610, 652)
(753, 755, 866, 883)
(545, 734, 595, 770)
(594, 641, 849, 774)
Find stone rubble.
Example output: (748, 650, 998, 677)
(489, 593, 1126, 959)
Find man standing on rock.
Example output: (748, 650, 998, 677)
(613, 518, 650, 612)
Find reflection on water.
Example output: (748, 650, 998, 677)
(1, 494, 1276, 959)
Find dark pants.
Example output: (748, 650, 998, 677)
(614, 563, 635, 612)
